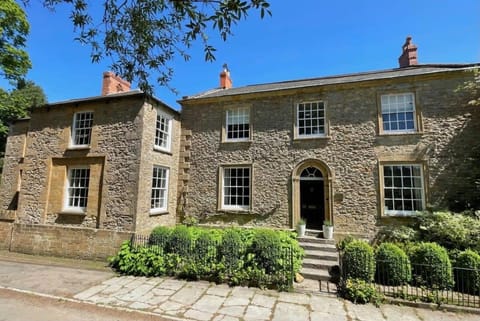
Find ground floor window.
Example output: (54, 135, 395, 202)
(383, 164, 424, 215)
(221, 166, 251, 210)
(151, 166, 169, 213)
(65, 167, 90, 211)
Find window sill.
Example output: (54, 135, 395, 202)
(377, 131, 423, 137)
(67, 145, 90, 151)
(60, 209, 86, 215)
(153, 146, 172, 155)
(221, 139, 252, 144)
(294, 135, 331, 141)
(218, 208, 252, 214)
(150, 209, 169, 216)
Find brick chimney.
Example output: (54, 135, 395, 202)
(219, 64, 232, 89)
(398, 36, 418, 68)
(101, 71, 131, 95)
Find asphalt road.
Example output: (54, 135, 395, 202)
(0, 288, 170, 321)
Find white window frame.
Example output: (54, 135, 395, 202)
(71, 111, 93, 147)
(225, 107, 250, 142)
(296, 101, 326, 138)
(382, 164, 425, 216)
(150, 165, 169, 214)
(64, 166, 90, 213)
(220, 166, 251, 211)
(380, 93, 416, 133)
(154, 110, 172, 152)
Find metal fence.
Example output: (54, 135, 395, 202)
(340, 255, 480, 308)
(130, 233, 295, 290)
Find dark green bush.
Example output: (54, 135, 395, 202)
(336, 235, 355, 251)
(149, 225, 171, 250)
(342, 240, 375, 282)
(109, 241, 166, 276)
(454, 249, 480, 294)
(338, 278, 384, 306)
(251, 229, 283, 273)
(375, 243, 411, 285)
(409, 242, 454, 289)
(416, 212, 480, 252)
(167, 225, 193, 257)
(218, 228, 245, 274)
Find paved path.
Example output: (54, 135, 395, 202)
(0, 258, 478, 321)
(74, 275, 479, 321)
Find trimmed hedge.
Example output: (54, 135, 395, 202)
(375, 242, 411, 286)
(110, 226, 304, 290)
(409, 242, 454, 289)
(454, 249, 480, 294)
(342, 240, 375, 282)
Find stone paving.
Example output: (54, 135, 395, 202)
(74, 276, 479, 321)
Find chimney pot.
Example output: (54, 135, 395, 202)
(101, 71, 131, 95)
(219, 64, 233, 89)
(398, 36, 418, 68)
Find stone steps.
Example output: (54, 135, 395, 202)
(298, 235, 339, 283)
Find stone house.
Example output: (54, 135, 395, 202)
(178, 38, 479, 237)
(0, 38, 478, 258)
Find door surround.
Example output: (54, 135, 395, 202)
(292, 159, 333, 229)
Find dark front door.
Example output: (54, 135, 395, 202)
(300, 180, 324, 230)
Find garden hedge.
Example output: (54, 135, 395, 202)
(375, 242, 411, 286)
(342, 240, 375, 282)
(409, 242, 454, 289)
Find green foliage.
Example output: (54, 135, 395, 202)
(375, 243, 411, 286)
(409, 242, 454, 289)
(167, 225, 193, 257)
(454, 249, 480, 294)
(342, 240, 375, 282)
(338, 278, 384, 306)
(336, 235, 355, 251)
(0, 80, 47, 157)
(0, 0, 31, 81)
(182, 215, 199, 227)
(35, 0, 271, 93)
(416, 211, 480, 252)
(373, 225, 419, 246)
(111, 226, 303, 291)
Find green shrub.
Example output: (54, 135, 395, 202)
(373, 225, 418, 246)
(277, 230, 304, 274)
(251, 229, 283, 273)
(218, 228, 245, 274)
(417, 211, 480, 252)
(375, 243, 411, 285)
(167, 225, 193, 257)
(149, 225, 171, 250)
(109, 241, 166, 276)
(193, 230, 218, 277)
(342, 240, 375, 282)
(409, 242, 454, 289)
(454, 249, 480, 294)
(336, 235, 355, 251)
(338, 278, 384, 306)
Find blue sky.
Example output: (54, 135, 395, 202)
(4, 0, 480, 110)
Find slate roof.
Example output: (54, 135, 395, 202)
(181, 64, 479, 101)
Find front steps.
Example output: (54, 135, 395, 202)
(298, 235, 339, 282)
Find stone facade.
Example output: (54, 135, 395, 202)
(0, 92, 180, 236)
(179, 69, 479, 237)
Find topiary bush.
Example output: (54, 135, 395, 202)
(167, 225, 193, 257)
(454, 249, 480, 294)
(342, 240, 375, 282)
(375, 242, 411, 286)
(251, 229, 283, 274)
(149, 225, 171, 250)
(409, 242, 454, 289)
(218, 228, 245, 275)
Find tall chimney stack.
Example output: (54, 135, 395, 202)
(398, 36, 418, 68)
(102, 72, 131, 95)
(219, 64, 233, 89)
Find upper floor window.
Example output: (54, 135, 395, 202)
(226, 107, 250, 141)
(65, 167, 90, 212)
(381, 93, 416, 133)
(382, 164, 424, 216)
(151, 166, 169, 213)
(71, 112, 93, 146)
(155, 111, 172, 152)
(297, 101, 325, 138)
(221, 166, 251, 210)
